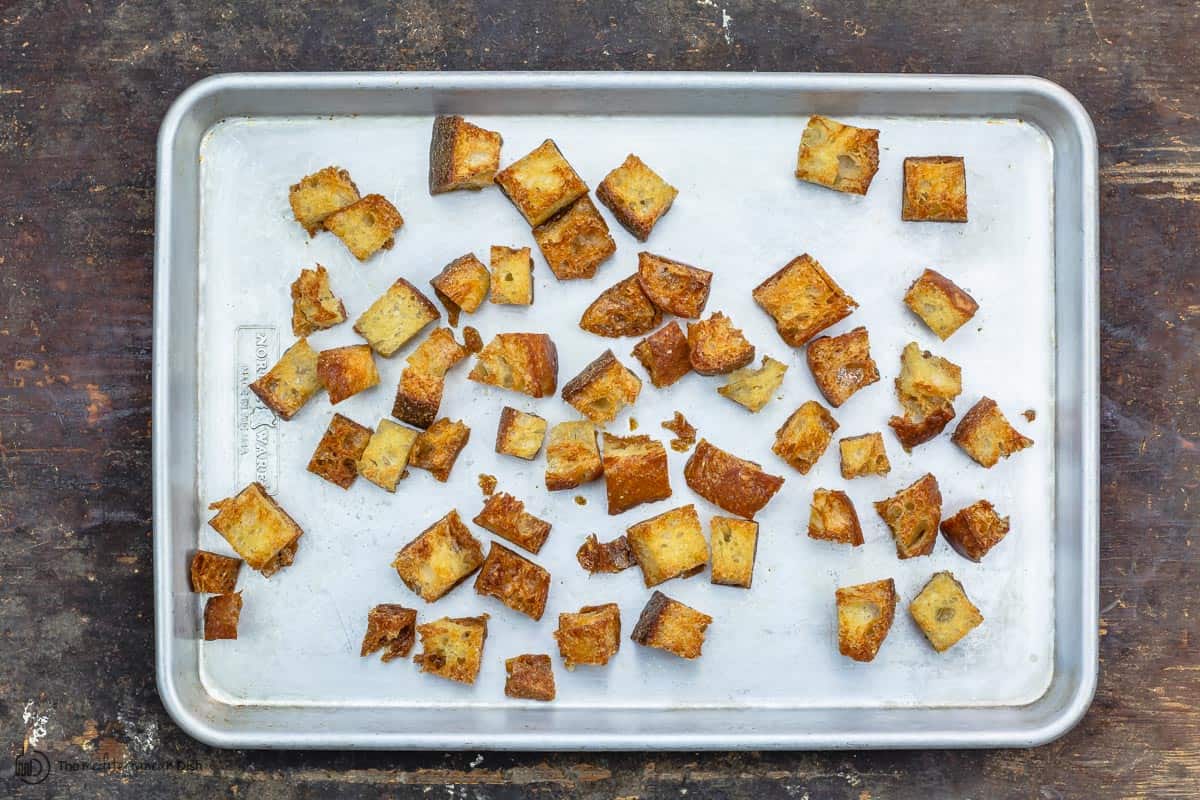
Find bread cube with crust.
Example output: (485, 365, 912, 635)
(355, 278, 440, 357)
(795, 115, 880, 195)
(631, 591, 712, 659)
(910, 571, 983, 651)
(250, 338, 321, 421)
(580, 275, 662, 338)
(409, 418, 470, 482)
(710, 516, 759, 588)
(718, 355, 788, 412)
(952, 397, 1034, 467)
(324, 194, 404, 261)
(753, 254, 858, 347)
(505, 654, 556, 701)
(428, 115, 502, 194)
(414, 614, 489, 684)
(207, 482, 303, 576)
(495, 139, 588, 226)
(291, 264, 346, 336)
(602, 433, 671, 515)
(392, 327, 469, 429)
(632, 322, 692, 388)
(473, 542, 551, 620)
(544, 420, 603, 491)
(489, 245, 534, 305)
(399, 325, 470, 386)
(495, 407, 548, 460)
(596, 154, 679, 241)
(839, 432, 891, 479)
(532, 195, 616, 280)
(468, 332, 559, 398)
(307, 412, 373, 489)
(358, 419, 420, 492)
(473, 492, 552, 554)
(904, 268, 979, 339)
(554, 603, 621, 669)
(576, 533, 636, 574)
(687, 312, 755, 375)
(562, 349, 642, 425)
(431, 253, 491, 315)
(189, 550, 242, 594)
(806, 326, 879, 407)
(808, 488, 864, 546)
(940, 500, 1010, 561)
(874, 473, 942, 559)
(836, 578, 896, 662)
(636, 252, 712, 318)
(359, 604, 417, 662)
(772, 400, 839, 475)
(626, 504, 708, 587)
(902, 156, 968, 222)
(317, 344, 380, 405)
(684, 439, 785, 519)
(289, 166, 359, 236)
(888, 342, 962, 451)
(391, 510, 485, 602)
(204, 593, 243, 641)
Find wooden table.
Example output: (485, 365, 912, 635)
(2, 2, 1196, 797)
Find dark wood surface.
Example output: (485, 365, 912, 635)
(2, 1, 1197, 797)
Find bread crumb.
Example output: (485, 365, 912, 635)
(574, 495, 587, 506)
(661, 411, 697, 452)
(478, 473, 497, 496)
(463, 326, 483, 353)
(1023, 409, 1036, 422)
(629, 417, 639, 431)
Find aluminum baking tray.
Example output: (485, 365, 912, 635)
(153, 72, 1098, 750)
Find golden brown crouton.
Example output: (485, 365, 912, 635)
(633, 322, 692, 388)
(250, 338, 321, 421)
(489, 245, 534, 305)
(317, 344, 380, 405)
(354, 278, 440, 357)
(874, 473, 942, 559)
(358, 419, 420, 492)
(684, 439, 785, 519)
(630, 591, 712, 659)
(544, 420, 603, 491)
(661, 411, 697, 452)
(391, 328, 469, 429)
(359, 604, 417, 662)
(473, 492, 553, 554)
(753, 254, 858, 347)
(468, 332, 559, 398)
(554, 604, 621, 669)
(463, 326, 484, 353)
(414, 614, 489, 684)
(772, 400, 839, 475)
(794, 115, 880, 195)
(189, 550, 242, 594)
(952, 397, 1034, 468)
(532, 195, 616, 280)
(473, 542, 551, 620)
(836, 579, 896, 662)
(400, 325, 471, 384)
(940, 500, 1011, 562)
(428, 115, 502, 194)
(204, 593, 243, 641)
(626, 504, 708, 587)
(806, 326, 880, 407)
(289, 166, 360, 236)
(602, 433, 672, 515)
(290, 264, 346, 336)
(505, 654, 556, 701)
(307, 412, 373, 489)
(495, 407, 548, 460)
(409, 418, 470, 482)
(495, 139, 588, 226)
(636, 252, 712, 318)
(904, 269, 979, 340)
(207, 482, 303, 576)
(902, 156, 968, 222)
(576, 533, 636, 574)
(909, 571, 983, 652)
(710, 516, 759, 588)
(839, 432, 891, 479)
(687, 312, 755, 375)
(808, 488, 864, 546)
(596, 154, 679, 241)
(579, 275, 662, 338)
(324, 194, 405, 261)
(430, 253, 491, 314)
(391, 510, 485, 602)
(718, 355, 788, 412)
(562, 349, 642, 425)
(888, 342, 962, 451)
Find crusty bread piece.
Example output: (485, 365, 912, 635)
(602, 433, 671, 515)
(290, 264, 346, 336)
(473, 491, 552, 554)
(354, 278, 440, 357)
(579, 275, 662, 338)
(391, 510, 485, 602)
(532, 194, 616, 280)
(289, 166, 359, 236)
(718, 355, 787, 412)
(307, 412, 373, 489)
(324, 194, 404, 261)
(431, 253, 491, 314)
(904, 268, 979, 340)
(317, 344, 380, 405)
(409, 418, 470, 482)
(636, 252, 712, 318)
(684, 439, 785, 519)
(428, 115, 502, 194)
(772, 400, 839, 475)
(795, 115, 880, 195)
(902, 156, 968, 222)
(632, 322, 691, 388)
(838, 432, 891, 479)
(576, 533, 636, 574)
(414, 614, 489, 684)
(952, 397, 1034, 467)
(207, 482, 303, 576)
(753, 254, 858, 347)
(463, 326, 483, 353)
(630, 591, 712, 659)
(874, 473, 942, 559)
(495, 139, 588, 226)
(808, 488, 863, 546)
(909, 571, 983, 651)
(941, 500, 1010, 562)
(359, 604, 417, 662)
(626, 504, 708, 587)
(468, 332, 559, 398)
(710, 516, 759, 588)
(189, 550, 242, 593)
(392, 327, 469, 429)
(661, 411, 697, 453)
(806, 326, 879, 407)
(495, 406, 548, 460)
(396, 326, 470, 389)
(596, 154, 679, 241)
(203, 592, 243, 641)
(358, 419, 420, 492)
(489, 245, 534, 305)
(544, 420, 603, 491)
(561, 349, 642, 425)
(836, 578, 896, 662)
(504, 654, 556, 701)
(473, 542, 551, 620)
(250, 338, 321, 420)
(687, 312, 755, 375)
(554, 603, 621, 669)
(888, 342, 962, 451)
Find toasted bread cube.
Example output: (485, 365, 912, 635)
(360, 604, 417, 662)
(495, 139, 588, 226)
(635, 252, 712, 318)
(596, 155, 679, 241)
(874, 473, 942, 559)
(290, 264, 347, 336)
(532, 195, 616, 280)
(357, 419, 420, 492)
(324, 194, 404, 261)
(495, 407, 548, 460)
(684, 439, 785, 519)
(806, 326, 879, 407)
(710, 517, 759, 588)
(562, 350, 642, 425)
(409, 418, 470, 482)
(626, 504, 708, 587)
(317, 344, 379, 405)
(203, 592, 243, 641)
(207, 482, 304, 576)
(902, 156, 968, 222)
(473, 492, 553, 554)
(602, 433, 671, 515)
(941, 500, 1011, 562)
(473, 542, 551, 620)
(718, 355, 788, 412)
(630, 591, 712, 659)
(952, 397, 1034, 468)
(554, 603, 621, 669)
(808, 489, 863, 546)
(753, 254, 858, 347)
(579, 275, 662, 338)
(545, 420, 603, 491)
(687, 312, 755, 375)
(414, 614, 489, 684)
(772, 400, 839, 475)
(189, 550, 242, 593)
(576, 533, 636, 574)
(888, 342, 963, 451)
(505, 654, 556, 701)
(428, 115, 502, 194)
(392, 510, 485, 602)
(354, 278, 440, 357)
(904, 269, 979, 340)
(795, 115, 880, 195)
(430, 253, 491, 314)
(661, 411, 697, 453)
(910, 571, 983, 651)
(307, 412, 372, 489)
(632, 322, 691, 388)
(839, 432, 891, 479)
(392, 328, 470, 429)
(249, 338, 321, 421)
(289, 166, 360, 236)
(468, 332, 559, 398)
(489, 245, 534, 305)
(836, 578, 896, 662)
